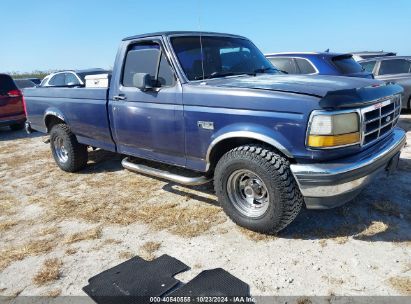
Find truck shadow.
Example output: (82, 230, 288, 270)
(0, 127, 44, 141)
(79, 149, 124, 173)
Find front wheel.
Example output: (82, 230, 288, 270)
(50, 124, 88, 172)
(214, 145, 303, 234)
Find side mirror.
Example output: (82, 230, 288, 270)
(133, 73, 153, 91)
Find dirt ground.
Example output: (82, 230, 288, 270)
(0, 114, 410, 298)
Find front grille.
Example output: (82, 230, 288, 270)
(361, 96, 401, 146)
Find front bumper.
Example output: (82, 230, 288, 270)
(290, 127, 407, 209)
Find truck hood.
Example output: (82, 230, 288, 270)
(204, 74, 403, 109)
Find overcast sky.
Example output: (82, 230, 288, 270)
(1, 0, 410, 73)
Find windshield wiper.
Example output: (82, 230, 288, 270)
(194, 72, 250, 80)
(254, 67, 288, 74)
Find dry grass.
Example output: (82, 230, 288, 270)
(371, 200, 402, 217)
(44, 288, 62, 297)
(296, 298, 312, 304)
(319, 239, 327, 248)
(64, 227, 102, 244)
(0, 239, 56, 271)
(389, 277, 411, 295)
(65, 248, 78, 255)
(139, 241, 161, 261)
(37, 227, 59, 237)
(332, 236, 349, 245)
(322, 276, 344, 286)
(0, 194, 17, 216)
(356, 221, 388, 239)
(237, 227, 276, 241)
(104, 238, 122, 245)
(135, 203, 226, 237)
(118, 251, 134, 260)
(0, 220, 18, 232)
(33, 258, 62, 285)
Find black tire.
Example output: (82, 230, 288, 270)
(50, 124, 88, 172)
(10, 122, 25, 131)
(214, 145, 303, 234)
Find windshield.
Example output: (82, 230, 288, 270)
(170, 36, 278, 80)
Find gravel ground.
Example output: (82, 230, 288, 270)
(0, 114, 410, 299)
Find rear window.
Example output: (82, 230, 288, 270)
(332, 55, 363, 74)
(0, 74, 17, 94)
(14, 79, 36, 89)
(360, 61, 376, 73)
(268, 58, 298, 74)
(295, 58, 317, 74)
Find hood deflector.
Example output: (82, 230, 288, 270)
(319, 82, 403, 109)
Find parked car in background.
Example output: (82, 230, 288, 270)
(351, 51, 396, 62)
(27, 78, 41, 85)
(14, 79, 37, 89)
(0, 74, 26, 130)
(265, 52, 373, 78)
(359, 56, 411, 109)
(40, 68, 110, 87)
(24, 31, 406, 233)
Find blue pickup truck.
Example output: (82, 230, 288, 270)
(24, 31, 406, 233)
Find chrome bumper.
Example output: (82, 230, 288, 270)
(290, 128, 407, 209)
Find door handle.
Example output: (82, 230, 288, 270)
(113, 95, 127, 101)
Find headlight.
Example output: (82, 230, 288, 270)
(307, 112, 360, 148)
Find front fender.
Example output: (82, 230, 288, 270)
(205, 123, 295, 165)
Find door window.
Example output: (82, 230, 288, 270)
(122, 43, 175, 87)
(379, 59, 411, 75)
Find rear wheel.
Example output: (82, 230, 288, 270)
(214, 145, 303, 234)
(50, 124, 88, 172)
(10, 122, 25, 131)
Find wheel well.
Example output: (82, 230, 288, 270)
(207, 137, 291, 173)
(45, 115, 65, 133)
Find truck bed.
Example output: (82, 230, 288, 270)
(24, 87, 116, 151)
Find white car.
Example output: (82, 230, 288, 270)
(40, 68, 110, 87)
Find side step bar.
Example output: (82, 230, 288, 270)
(121, 157, 211, 186)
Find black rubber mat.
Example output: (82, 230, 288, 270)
(83, 254, 189, 304)
(167, 268, 251, 302)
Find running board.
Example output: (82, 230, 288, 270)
(121, 157, 211, 186)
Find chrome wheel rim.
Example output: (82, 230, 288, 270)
(54, 136, 68, 163)
(227, 169, 270, 218)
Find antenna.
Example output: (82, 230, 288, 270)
(198, 0, 205, 80)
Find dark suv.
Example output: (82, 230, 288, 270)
(0, 74, 26, 130)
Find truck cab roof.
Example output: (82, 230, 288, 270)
(122, 31, 247, 41)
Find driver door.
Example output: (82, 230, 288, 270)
(110, 39, 185, 167)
